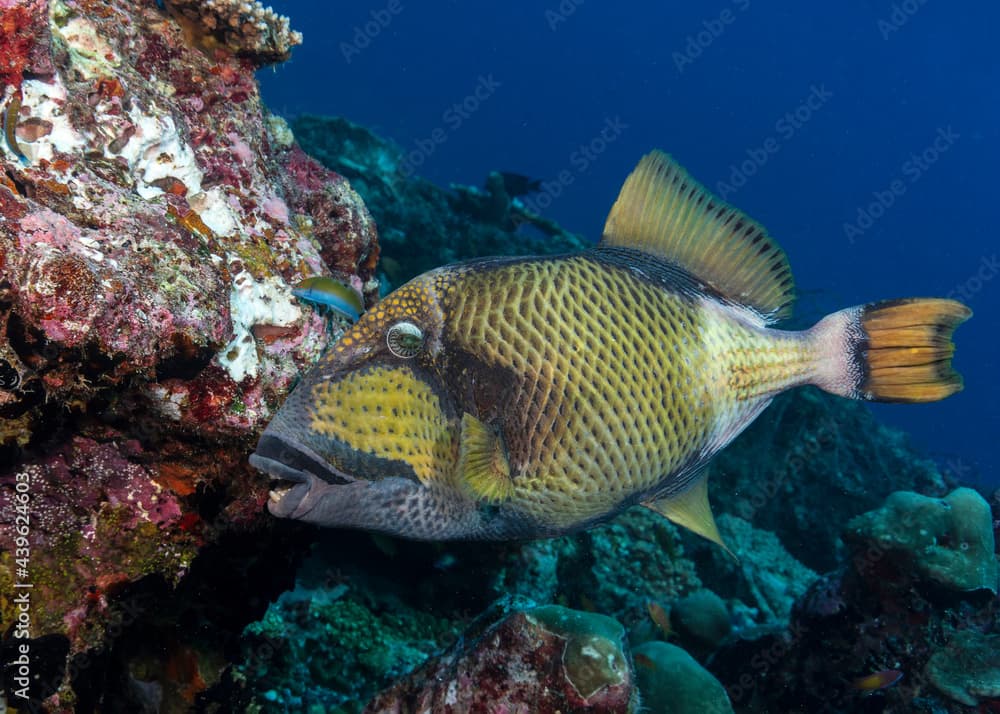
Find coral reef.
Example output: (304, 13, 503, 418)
(365, 600, 636, 714)
(0, 3, 979, 706)
(690, 514, 819, 625)
(223, 513, 698, 709)
(925, 629, 1000, 707)
(238, 587, 457, 710)
(577, 512, 703, 623)
(845, 487, 997, 594)
(492, 508, 703, 626)
(707, 487, 1000, 713)
(634, 641, 734, 714)
(0, 0, 372, 708)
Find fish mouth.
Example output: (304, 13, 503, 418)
(250, 433, 357, 518)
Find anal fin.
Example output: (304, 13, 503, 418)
(643, 476, 736, 559)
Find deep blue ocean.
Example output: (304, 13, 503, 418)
(258, 1, 997, 488)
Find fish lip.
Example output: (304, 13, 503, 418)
(251, 433, 357, 486)
(249, 454, 313, 518)
(248, 453, 310, 485)
(250, 453, 372, 521)
(250, 433, 359, 518)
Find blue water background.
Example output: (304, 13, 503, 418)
(259, 1, 998, 487)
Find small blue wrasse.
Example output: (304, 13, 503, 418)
(292, 276, 364, 322)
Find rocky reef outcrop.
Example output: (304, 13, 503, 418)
(0, 0, 374, 709)
(710, 487, 1000, 713)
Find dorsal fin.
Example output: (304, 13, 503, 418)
(602, 150, 795, 322)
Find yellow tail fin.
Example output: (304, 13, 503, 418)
(811, 298, 971, 403)
(859, 299, 971, 402)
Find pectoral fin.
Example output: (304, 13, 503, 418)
(643, 477, 736, 560)
(458, 413, 514, 502)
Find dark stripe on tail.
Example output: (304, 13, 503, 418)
(809, 298, 971, 403)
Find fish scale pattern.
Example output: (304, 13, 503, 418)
(442, 255, 719, 528)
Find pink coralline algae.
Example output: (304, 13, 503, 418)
(365, 603, 638, 714)
(9, 437, 189, 641)
(0, 0, 376, 708)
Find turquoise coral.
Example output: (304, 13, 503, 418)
(633, 641, 734, 714)
(925, 629, 1000, 706)
(669, 589, 732, 652)
(693, 513, 818, 624)
(846, 487, 998, 593)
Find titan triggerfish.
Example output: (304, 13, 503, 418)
(250, 151, 970, 547)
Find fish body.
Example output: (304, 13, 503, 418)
(4, 89, 29, 166)
(646, 601, 672, 639)
(496, 171, 543, 197)
(852, 669, 903, 692)
(251, 151, 970, 544)
(292, 275, 364, 322)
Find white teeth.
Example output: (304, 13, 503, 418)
(269, 482, 293, 501)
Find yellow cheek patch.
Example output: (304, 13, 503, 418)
(309, 367, 456, 485)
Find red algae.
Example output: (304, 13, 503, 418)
(0, 0, 372, 708)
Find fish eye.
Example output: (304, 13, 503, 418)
(386, 321, 424, 358)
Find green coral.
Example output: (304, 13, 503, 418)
(240, 590, 457, 709)
(846, 487, 998, 593)
(633, 641, 734, 714)
(670, 589, 731, 652)
(926, 629, 1000, 706)
(529, 605, 630, 700)
(578, 509, 702, 621)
